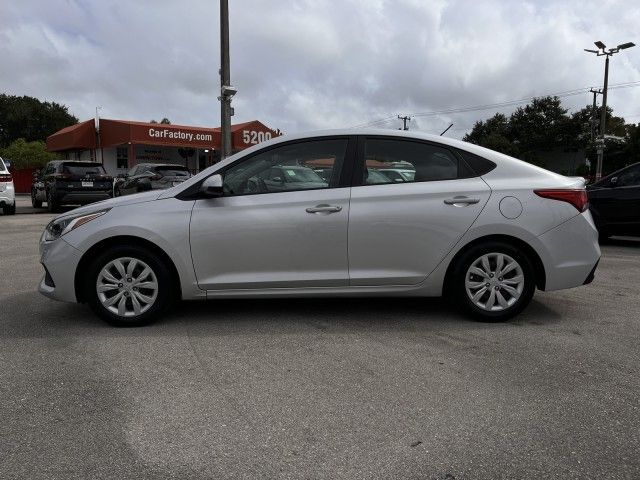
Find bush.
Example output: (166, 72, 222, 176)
(0, 138, 57, 170)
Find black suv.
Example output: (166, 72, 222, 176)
(32, 161, 113, 212)
(114, 163, 191, 197)
(587, 162, 640, 238)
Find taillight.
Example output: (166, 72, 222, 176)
(0, 174, 12, 182)
(534, 189, 589, 212)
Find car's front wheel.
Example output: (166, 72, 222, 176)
(47, 189, 59, 213)
(449, 242, 536, 322)
(85, 246, 174, 327)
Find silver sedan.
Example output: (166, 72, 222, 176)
(39, 130, 600, 326)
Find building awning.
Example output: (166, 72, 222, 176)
(46, 120, 97, 151)
(46, 118, 279, 152)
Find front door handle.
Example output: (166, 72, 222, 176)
(306, 204, 342, 214)
(444, 196, 481, 206)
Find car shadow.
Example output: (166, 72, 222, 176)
(1, 291, 565, 338)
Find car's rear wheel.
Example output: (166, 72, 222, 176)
(449, 242, 536, 322)
(85, 245, 173, 327)
(31, 190, 42, 208)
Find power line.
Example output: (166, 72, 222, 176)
(351, 80, 640, 128)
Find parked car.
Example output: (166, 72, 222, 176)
(378, 168, 415, 182)
(0, 157, 16, 215)
(114, 163, 192, 197)
(587, 162, 640, 238)
(249, 165, 328, 192)
(32, 161, 113, 212)
(38, 130, 600, 327)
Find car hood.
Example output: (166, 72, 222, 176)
(55, 190, 163, 219)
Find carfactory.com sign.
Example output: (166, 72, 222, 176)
(148, 128, 213, 143)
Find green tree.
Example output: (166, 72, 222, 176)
(0, 138, 57, 169)
(0, 94, 78, 148)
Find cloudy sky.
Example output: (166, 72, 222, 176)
(2, 0, 640, 138)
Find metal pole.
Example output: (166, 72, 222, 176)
(220, 0, 232, 159)
(596, 55, 610, 181)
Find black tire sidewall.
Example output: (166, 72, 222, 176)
(451, 241, 536, 322)
(47, 189, 59, 213)
(85, 245, 173, 327)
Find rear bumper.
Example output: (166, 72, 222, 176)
(0, 186, 15, 206)
(56, 191, 111, 205)
(537, 211, 601, 291)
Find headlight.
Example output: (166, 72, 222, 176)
(44, 209, 110, 242)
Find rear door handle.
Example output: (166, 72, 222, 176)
(306, 204, 342, 214)
(444, 196, 481, 206)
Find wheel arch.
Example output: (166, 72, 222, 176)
(443, 234, 546, 294)
(74, 235, 182, 303)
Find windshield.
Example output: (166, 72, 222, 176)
(282, 167, 324, 183)
(62, 163, 106, 176)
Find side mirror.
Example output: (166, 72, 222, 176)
(4, 159, 12, 170)
(200, 174, 224, 198)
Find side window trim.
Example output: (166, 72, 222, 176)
(352, 135, 468, 188)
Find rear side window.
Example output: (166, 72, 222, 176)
(362, 138, 461, 185)
(156, 166, 191, 177)
(456, 149, 497, 176)
(62, 163, 106, 176)
(0, 158, 5, 171)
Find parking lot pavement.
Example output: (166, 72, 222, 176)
(0, 213, 639, 480)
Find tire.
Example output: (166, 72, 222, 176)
(31, 190, 42, 208)
(448, 241, 536, 322)
(85, 245, 174, 327)
(3, 203, 16, 215)
(47, 189, 59, 213)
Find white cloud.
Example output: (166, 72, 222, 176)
(1, 0, 639, 137)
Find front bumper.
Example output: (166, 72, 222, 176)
(38, 237, 84, 303)
(537, 211, 601, 291)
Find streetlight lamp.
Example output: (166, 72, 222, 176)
(584, 40, 635, 181)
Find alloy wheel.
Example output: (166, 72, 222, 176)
(464, 252, 524, 312)
(96, 257, 159, 317)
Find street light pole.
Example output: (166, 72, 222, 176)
(584, 40, 635, 181)
(219, 0, 234, 159)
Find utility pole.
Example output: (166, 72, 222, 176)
(219, 0, 235, 159)
(584, 40, 635, 180)
(398, 115, 411, 131)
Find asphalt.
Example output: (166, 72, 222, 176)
(1, 198, 639, 479)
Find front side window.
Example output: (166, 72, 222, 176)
(222, 139, 348, 196)
(616, 165, 640, 187)
(362, 138, 461, 185)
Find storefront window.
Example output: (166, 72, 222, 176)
(116, 147, 128, 169)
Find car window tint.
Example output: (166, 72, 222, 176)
(156, 166, 190, 177)
(617, 166, 640, 187)
(363, 139, 459, 185)
(222, 139, 348, 196)
(62, 163, 106, 176)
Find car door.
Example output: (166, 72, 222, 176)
(590, 164, 640, 234)
(348, 136, 491, 286)
(189, 137, 355, 290)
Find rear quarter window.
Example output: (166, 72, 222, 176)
(456, 150, 497, 176)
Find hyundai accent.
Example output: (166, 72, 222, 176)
(39, 130, 600, 326)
